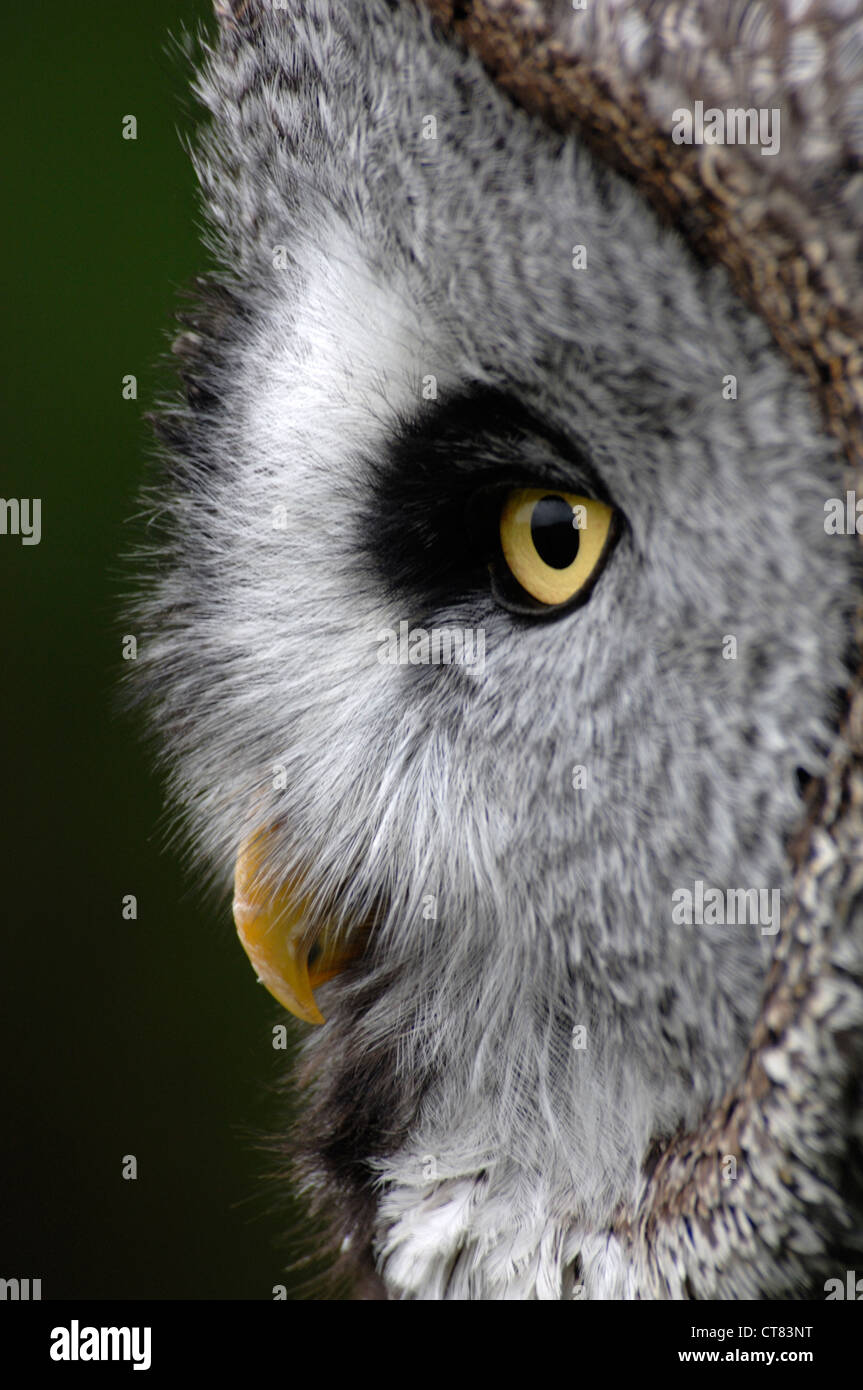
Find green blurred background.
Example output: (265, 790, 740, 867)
(1, 1, 318, 1298)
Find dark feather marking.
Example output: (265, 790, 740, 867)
(288, 962, 435, 1297)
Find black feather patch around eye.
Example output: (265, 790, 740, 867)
(359, 385, 618, 618)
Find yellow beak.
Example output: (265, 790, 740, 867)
(232, 830, 357, 1025)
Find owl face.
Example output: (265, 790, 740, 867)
(140, 0, 857, 1295)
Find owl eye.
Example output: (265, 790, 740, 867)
(497, 488, 617, 610)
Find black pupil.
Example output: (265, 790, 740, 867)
(530, 495, 580, 569)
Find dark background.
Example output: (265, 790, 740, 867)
(1, 1, 319, 1298)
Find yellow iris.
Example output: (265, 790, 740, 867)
(499, 488, 615, 607)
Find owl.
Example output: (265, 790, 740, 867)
(136, 0, 863, 1299)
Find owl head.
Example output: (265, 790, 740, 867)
(135, 0, 862, 1298)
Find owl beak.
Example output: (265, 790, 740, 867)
(232, 831, 355, 1025)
